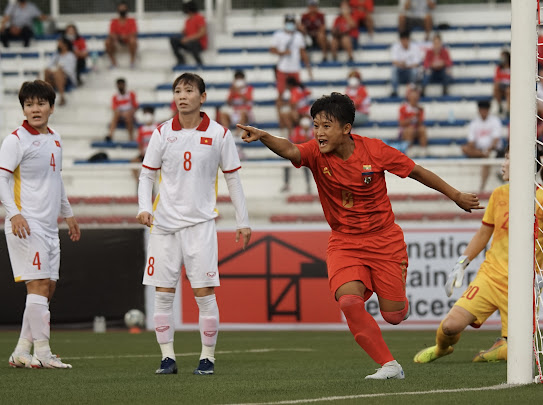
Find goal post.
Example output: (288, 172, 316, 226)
(508, 0, 537, 385)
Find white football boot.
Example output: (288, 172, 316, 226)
(9, 352, 33, 368)
(365, 360, 405, 380)
(31, 354, 72, 369)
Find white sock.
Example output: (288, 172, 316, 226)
(154, 291, 175, 360)
(195, 294, 219, 362)
(15, 307, 33, 354)
(26, 294, 50, 358)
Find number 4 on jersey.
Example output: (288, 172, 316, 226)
(33, 252, 41, 270)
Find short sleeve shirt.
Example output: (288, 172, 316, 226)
(112, 90, 138, 112)
(0, 121, 65, 237)
(301, 11, 325, 35)
(294, 135, 415, 235)
(467, 115, 503, 152)
(184, 13, 207, 49)
(109, 17, 137, 36)
(142, 112, 241, 233)
(272, 29, 306, 73)
(4, 2, 41, 28)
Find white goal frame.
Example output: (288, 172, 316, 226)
(508, 0, 537, 385)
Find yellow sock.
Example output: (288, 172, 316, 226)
(436, 321, 460, 355)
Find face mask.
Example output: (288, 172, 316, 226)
(119, 10, 128, 17)
(233, 79, 246, 88)
(348, 77, 360, 87)
(285, 22, 295, 31)
(65, 34, 76, 41)
(300, 117, 312, 129)
(142, 113, 154, 124)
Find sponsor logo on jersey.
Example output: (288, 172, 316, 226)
(342, 190, 354, 208)
(55, 140, 61, 147)
(200, 137, 213, 145)
(206, 272, 217, 278)
(155, 326, 170, 332)
(167, 136, 178, 143)
(32, 141, 40, 146)
(323, 167, 331, 176)
(204, 330, 217, 337)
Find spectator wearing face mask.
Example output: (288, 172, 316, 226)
(218, 70, 254, 136)
(43, 36, 77, 106)
(282, 115, 314, 194)
(64, 24, 87, 85)
(279, 76, 312, 133)
(105, 1, 138, 68)
(345, 70, 371, 126)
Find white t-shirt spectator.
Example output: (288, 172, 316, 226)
(399, 0, 436, 18)
(4, 1, 41, 29)
(467, 115, 503, 152)
(391, 41, 423, 67)
(272, 29, 306, 73)
(47, 51, 77, 86)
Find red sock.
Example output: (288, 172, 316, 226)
(339, 294, 394, 366)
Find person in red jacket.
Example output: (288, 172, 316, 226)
(398, 85, 427, 156)
(105, 1, 138, 68)
(421, 34, 452, 97)
(170, 1, 207, 66)
(350, 0, 375, 40)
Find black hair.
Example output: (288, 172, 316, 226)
(116, 78, 126, 85)
(59, 36, 73, 52)
(172, 72, 206, 94)
(399, 30, 410, 39)
(142, 106, 155, 114)
(500, 50, 511, 68)
(477, 100, 491, 109)
(18, 80, 56, 107)
(310, 92, 355, 126)
(234, 70, 245, 79)
(182, 1, 198, 14)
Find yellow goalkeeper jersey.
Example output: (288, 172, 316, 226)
(480, 184, 543, 289)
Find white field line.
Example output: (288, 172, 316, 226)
(225, 384, 514, 405)
(62, 347, 314, 360)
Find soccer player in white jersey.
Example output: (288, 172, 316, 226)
(0, 80, 81, 369)
(137, 73, 251, 375)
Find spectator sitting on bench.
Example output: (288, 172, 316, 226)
(106, 78, 138, 142)
(64, 24, 88, 86)
(1, 0, 48, 48)
(43, 37, 77, 106)
(132, 106, 158, 180)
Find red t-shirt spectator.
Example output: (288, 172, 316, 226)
(290, 86, 312, 115)
(289, 126, 314, 144)
(184, 13, 207, 49)
(71, 37, 87, 53)
(494, 65, 510, 85)
(345, 85, 370, 114)
(228, 85, 253, 112)
(423, 47, 452, 70)
(295, 135, 415, 235)
(349, 0, 374, 21)
(333, 15, 358, 39)
(137, 123, 158, 155)
(112, 91, 138, 112)
(399, 103, 424, 130)
(301, 11, 325, 36)
(110, 18, 138, 37)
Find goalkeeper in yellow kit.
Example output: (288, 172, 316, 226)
(414, 152, 543, 363)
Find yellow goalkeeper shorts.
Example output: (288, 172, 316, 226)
(454, 271, 508, 337)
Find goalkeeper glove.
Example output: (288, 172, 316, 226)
(445, 255, 470, 297)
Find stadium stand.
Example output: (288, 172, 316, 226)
(0, 3, 511, 225)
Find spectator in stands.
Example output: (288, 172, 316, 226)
(0, 0, 47, 47)
(398, 85, 427, 157)
(350, 0, 375, 40)
(330, 0, 358, 63)
(105, 1, 138, 68)
(43, 37, 77, 106)
(299, 0, 329, 62)
(282, 114, 314, 194)
(64, 24, 87, 86)
(462, 100, 504, 192)
(170, 1, 207, 66)
(345, 70, 371, 126)
(390, 30, 423, 97)
(132, 106, 158, 180)
(421, 33, 452, 97)
(218, 70, 254, 136)
(271, 14, 312, 134)
(279, 76, 312, 133)
(493, 49, 511, 117)
(107, 78, 138, 142)
(398, 0, 435, 41)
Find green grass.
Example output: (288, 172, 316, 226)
(0, 330, 540, 404)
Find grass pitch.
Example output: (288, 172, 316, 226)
(0, 330, 540, 404)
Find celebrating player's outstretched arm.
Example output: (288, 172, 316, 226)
(238, 124, 301, 165)
(408, 165, 484, 212)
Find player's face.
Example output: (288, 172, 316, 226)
(173, 81, 206, 116)
(22, 97, 54, 133)
(501, 152, 510, 181)
(313, 112, 352, 155)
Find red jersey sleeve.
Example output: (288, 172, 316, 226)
(372, 139, 415, 178)
(294, 139, 319, 169)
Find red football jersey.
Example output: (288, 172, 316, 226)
(295, 135, 415, 235)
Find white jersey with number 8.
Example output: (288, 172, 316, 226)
(141, 112, 241, 233)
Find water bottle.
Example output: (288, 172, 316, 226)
(93, 316, 106, 333)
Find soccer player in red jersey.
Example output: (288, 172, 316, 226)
(238, 92, 483, 379)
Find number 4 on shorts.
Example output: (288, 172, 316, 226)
(33, 252, 41, 270)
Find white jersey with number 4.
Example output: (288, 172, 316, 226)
(141, 112, 241, 233)
(0, 121, 72, 237)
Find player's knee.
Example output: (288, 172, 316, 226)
(380, 310, 404, 325)
(441, 317, 463, 336)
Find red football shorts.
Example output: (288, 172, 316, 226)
(327, 223, 408, 302)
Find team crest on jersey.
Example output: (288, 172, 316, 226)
(167, 136, 178, 143)
(32, 141, 40, 146)
(55, 140, 61, 147)
(362, 164, 374, 185)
